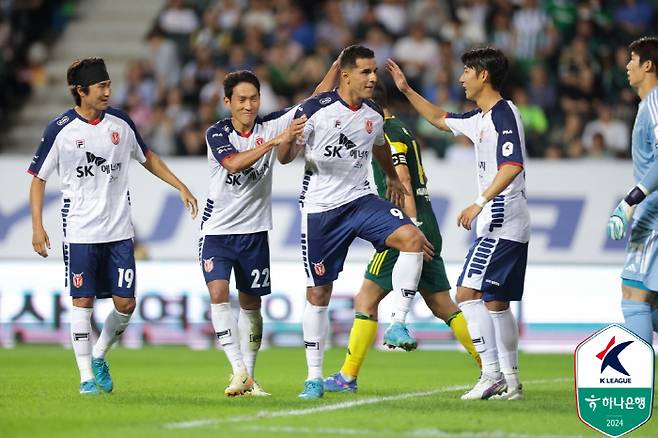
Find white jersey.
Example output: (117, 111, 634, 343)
(202, 107, 297, 235)
(445, 99, 530, 243)
(27, 107, 149, 244)
(294, 90, 385, 213)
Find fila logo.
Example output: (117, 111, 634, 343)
(401, 288, 416, 298)
(73, 332, 89, 341)
(304, 341, 320, 350)
(502, 130, 513, 135)
(216, 329, 231, 339)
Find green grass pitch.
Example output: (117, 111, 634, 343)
(0, 346, 655, 437)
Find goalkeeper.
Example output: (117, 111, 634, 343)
(607, 36, 658, 345)
(324, 83, 480, 393)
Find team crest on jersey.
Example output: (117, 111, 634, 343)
(255, 137, 264, 146)
(72, 272, 84, 288)
(203, 257, 214, 273)
(312, 260, 326, 276)
(365, 119, 373, 134)
(111, 131, 120, 145)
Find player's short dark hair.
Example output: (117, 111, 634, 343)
(66, 57, 107, 106)
(629, 36, 658, 76)
(223, 70, 260, 100)
(372, 81, 388, 109)
(461, 47, 509, 91)
(339, 45, 375, 69)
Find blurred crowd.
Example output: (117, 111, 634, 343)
(6, 0, 658, 160)
(0, 0, 75, 129)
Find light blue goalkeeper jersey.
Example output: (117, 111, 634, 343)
(633, 86, 658, 229)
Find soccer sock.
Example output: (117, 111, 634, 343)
(446, 310, 481, 368)
(340, 312, 378, 380)
(489, 308, 520, 388)
(303, 301, 329, 381)
(391, 251, 423, 323)
(92, 309, 131, 360)
(70, 306, 94, 383)
(458, 299, 500, 376)
(211, 303, 246, 374)
(621, 299, 653, 344)
(238, 308, 263, 378)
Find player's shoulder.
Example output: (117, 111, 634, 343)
(44, 108, 77, 139)
(490, 99, 520, 129)
(297, 91, 338, 118)
(206, 118, 234, 141)
(259, 105, 297, 124)
(446, 107, 482, 120)
(645, 87, 658, 123)
(385, 116, 413, 141)
(105, 106, 136, 127)
(363, 98, 384, 119)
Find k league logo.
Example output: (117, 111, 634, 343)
(575, 324, 654, 437)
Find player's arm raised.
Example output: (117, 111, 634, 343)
(372, 141, 408, 208)
(29, 177, 50, 257)
(386, 59, 450, 132)
(142, 152, 198, 219)
(313, 59, 340, 95)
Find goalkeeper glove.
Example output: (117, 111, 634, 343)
(607, 185, 648, 240)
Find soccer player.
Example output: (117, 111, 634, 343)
(323, 83, 481, 393)
(387, 48, 529, 400)
(28, 57, 198, 395)
(201, 70, 306, 397)
(278, 45, 430, 399)
(607, 36, 658, 345)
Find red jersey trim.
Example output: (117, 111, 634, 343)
(497, 161, 524, 170)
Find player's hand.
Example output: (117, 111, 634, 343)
(458, 204, 482, 231)
(180, 186, 198, 219)
(385, 59, 411, 94)
(419, 230, 434, 261)
(32, 226, 50, 258)
(277, 115, 306, 145)
(386, 177, 408, 208)
(608, 200, 635, 240)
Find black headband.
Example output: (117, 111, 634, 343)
(71, 63, 110, 87)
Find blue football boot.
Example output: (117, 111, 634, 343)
(91, 358, 113, 393)
(79, 379, 100, 395)
(324, 372, 357, 393)
(298, 378, 324, 399)
(383, 322, 418, 351)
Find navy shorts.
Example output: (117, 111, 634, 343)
(200, 231, 271, 296)
(64, 238, 136, 299)
(302, 194, 413, 287)
(456, 237, 528, 302)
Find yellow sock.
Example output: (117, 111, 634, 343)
(340, 313, 378, 378)
(447, 311, 482, 369)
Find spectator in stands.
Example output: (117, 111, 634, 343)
(512, 87, 548, 157)
(391, 22, 440, 90)
(582, 104, 630, 159)
(145, 25, 181, 88)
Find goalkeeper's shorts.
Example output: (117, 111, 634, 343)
(621, 223, 658, 292)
